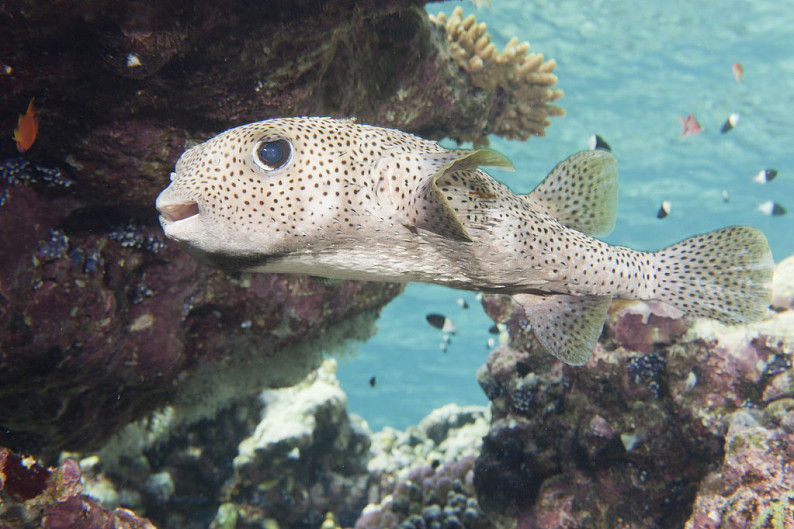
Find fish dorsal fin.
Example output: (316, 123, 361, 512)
(513, 293, 612, 366)
(526, 151, 618, 237)
(376, 148, 513, 242)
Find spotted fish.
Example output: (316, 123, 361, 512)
(156, 117, 774, 365)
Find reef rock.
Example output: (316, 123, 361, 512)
(0, 447, 157, 528)
(685, 402, 794, 529)
(0, 0, 560, 460)
(0, 177, 402, 455)
(476, 257, 794, 529)
(1, 0, 562, 210)
(357, 403, 492, 529)
(34, 362, 492, 529)
(228, 359, 372, 529)
(34, 360, 373, 529)
(772, 253, 794, 310)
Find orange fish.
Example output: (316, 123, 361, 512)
(732, 62, 743, 84)
(678, 114, 702, 137)
(12, 98, 38, 152)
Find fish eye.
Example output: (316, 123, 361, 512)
(253, 139, 292, 171)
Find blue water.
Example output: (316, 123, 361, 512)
(337, 0, 794, 431)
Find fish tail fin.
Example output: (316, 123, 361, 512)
(653, 226, 774, 324)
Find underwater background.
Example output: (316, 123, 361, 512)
(3, 1, 793, 527)
(338, 0, 794, 431)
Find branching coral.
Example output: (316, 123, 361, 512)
(429, 7, 565, 146)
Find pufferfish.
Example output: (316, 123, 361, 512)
(156, 117, 774, 365)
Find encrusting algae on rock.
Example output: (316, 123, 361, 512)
(429, 7, 565, 146)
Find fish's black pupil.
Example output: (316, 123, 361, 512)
(260, 142, 282, 164)
(255, 139, 291, 170)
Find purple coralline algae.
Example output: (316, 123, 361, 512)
(0, 173, 402, 456)
(685, 403, 794, 529)
(475, 255, 794, 529)
(0, 446, 157, 528)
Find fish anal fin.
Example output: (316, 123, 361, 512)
(526, 151, 618, 237)
(514, 293, 612, 366)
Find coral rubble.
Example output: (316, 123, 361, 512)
(430, 7, 564, 146)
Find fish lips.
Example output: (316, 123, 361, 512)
(156, 186, 200, 239)
(158, 201, 199, 223)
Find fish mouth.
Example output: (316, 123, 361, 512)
(157, 201, 199, 223)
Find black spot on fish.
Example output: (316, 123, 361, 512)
(426, 313, 458, 333)
(720, 113, 739, 133)
(753, 169, 778, 184)
(369, 376, 376, 387)
(426, 313, 446, 329)
(757, 201, 786, 216)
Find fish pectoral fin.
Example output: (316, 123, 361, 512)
(525, 151, 618, 237)
(513, 293, 612, 366)
(375, 148, 512, 242)
(409, 149, 513, 242)
(411, 178, 473, 241)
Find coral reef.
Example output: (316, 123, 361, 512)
(0, 0, 561, 460)
(1, 0, 562, 207)
(21, 363, 490, 529)
(356, 454, 492, 529)
(473, 256, 794, 529)
(0, 168, 402, 456)
(429, 7, 564, 146)
(11, 360, 373, 529)
(0, 446, 156, 528)
(772, 254, 794, 310)
(366, 404, 491, 478)
(356, 404, 492, 529)
(685, 403, 794, 529)
(225, 359, 372, 529)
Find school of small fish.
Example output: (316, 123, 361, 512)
(156, 117, 774, 365)
(666, 62, 786, 217)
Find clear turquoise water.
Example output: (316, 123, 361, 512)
(337, 0, 794, 431)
